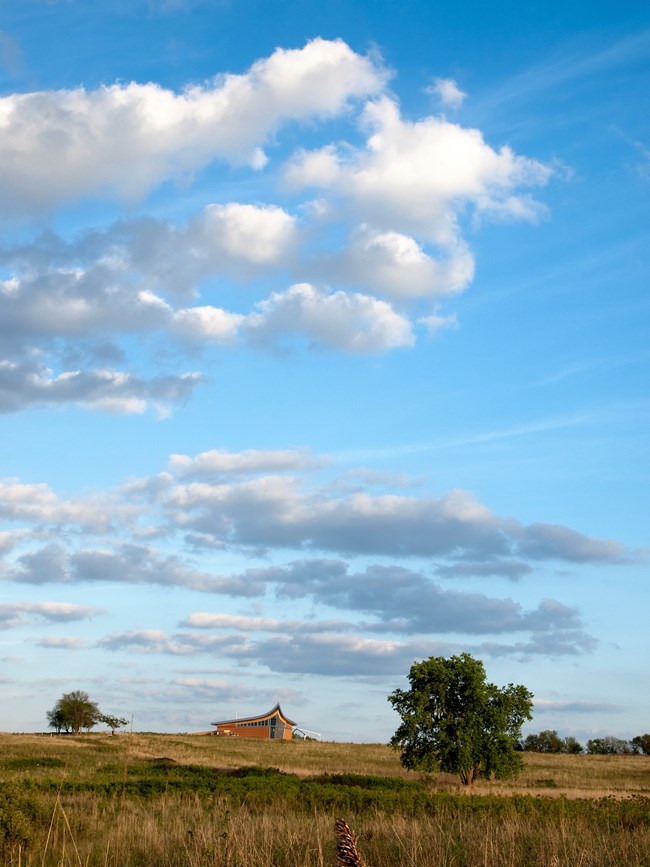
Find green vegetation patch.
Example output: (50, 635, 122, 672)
(3, 757, 66, 771)
(10, 763, 650, 829)
(0, 782, 49, 860)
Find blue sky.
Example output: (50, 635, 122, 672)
(0, 0, 648, 743)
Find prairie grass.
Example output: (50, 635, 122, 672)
(1, 733, 649, 866)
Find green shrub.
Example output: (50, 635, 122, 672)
(0, 782, 47, 858)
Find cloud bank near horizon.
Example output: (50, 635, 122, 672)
(0, 446, 638, 675)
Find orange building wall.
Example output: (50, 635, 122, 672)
(214, 722, 292, 740)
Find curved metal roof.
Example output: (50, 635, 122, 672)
(211, 701, 296, 728)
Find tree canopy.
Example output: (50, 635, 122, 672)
(47, 691, 100, 734)
(97, 713, 129, 735)
(46, 692, 127, 735)
(521, 729, 582, 754)
(631, 734, 650, 755)
(388, 653, 533, 785)
(586, 736, 639, 755)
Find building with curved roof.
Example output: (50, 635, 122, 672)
(210, 702, 296, 740)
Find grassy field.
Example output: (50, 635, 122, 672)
(1, 732, 649, 865)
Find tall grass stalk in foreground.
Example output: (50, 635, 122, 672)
(335, 819, 366, 867)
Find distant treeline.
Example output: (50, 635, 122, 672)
(519, 730, 650, 755)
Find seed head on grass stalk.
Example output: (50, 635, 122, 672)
(335, 819, 366, 867)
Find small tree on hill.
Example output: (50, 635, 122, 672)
(98, 713, 129, 735)
(388, 653, 533, 786)
(46, 691, 100, 734)
(631, 734, 650, 755)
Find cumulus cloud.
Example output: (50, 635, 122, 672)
(480, 630, 598, 657)
(97, 629, 201, 655)
(0, 530, 29, 554)
(97, 625, 451, 673)
(0, 452, 633, 668)
(240, 633, 432, 676)
(0, 480, 138, 532)
(313, 226, 475, 302)
(0, 361, 204, 415)
(0, 203, 297, 310)
(269, 561, 584, 636)
(1, 459, 635, 572)
(0, 601, 103, 628)
(3, 542, 592, 651)
(7, 240, 413, 361)
(518, 523, 631, 563)
(0, 49, 557, 415)
(8, 542, 266, 596)
(285, 96, 552, 246)
(244, 283, 415, 353)
(0, 39, 386, 215)
(427, 77, 467, 109)
(0, 210, 414, 414)
(95, 623, 596, 674)
(162, 475, 635, 566)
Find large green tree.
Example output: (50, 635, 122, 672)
(388, 653, 533, 785)
(46, 691, 100, 734)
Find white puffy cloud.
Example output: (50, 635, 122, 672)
(1, 456, 634, 570)
(285, 96, 551, 245)
(518, 523, 631, 563)
(0, 203, 297, 347)
(0, 199, 414, 415)
(94, 623, 596, 673)
(0, 480, 137, 532)
(0, 39, 387, 214)
(183, 612, 287, 631)
(0, 361, 204, 415)
(427, 77, 467, 109)
(0, 530, 29, 554)
(162, 471, 634, 566)
(7, 542, 266, 596)
(97, 629, 200, 655)
(171, 307, 243, 343)
(198, 203, 297, 267)
(315, 226, 475, 302)
(244, 283, 415, 353)
(0, 56, 556, 416)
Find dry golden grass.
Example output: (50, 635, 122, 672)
(2, 732, 649, 797)
(2, 734, 650, 866)
(6, 793, 650, 867)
